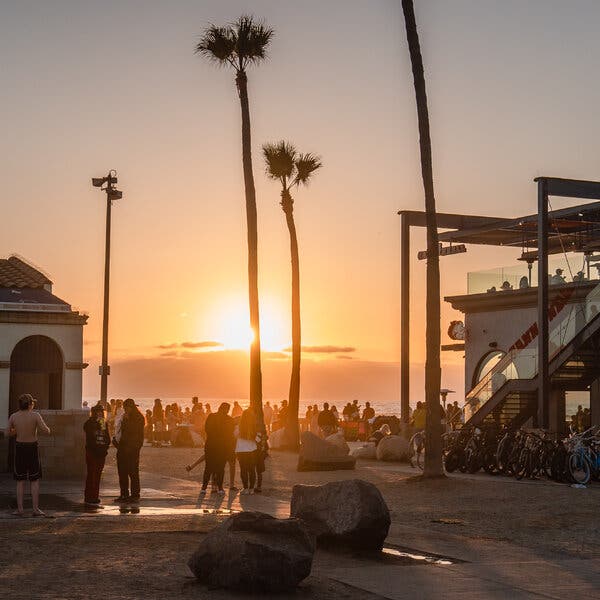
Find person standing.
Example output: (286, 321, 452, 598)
(83, 404, 110, 506)
(201, 402, 234, 495)
(6, 394, 50, 516)
(231, 401, 243, 419)
(317, 402, 337, 437)
(263, 401, 273, 433)
(235, 408, 257, 494)
(114, 398, 145, 503)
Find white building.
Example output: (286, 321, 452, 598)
(0, 256, 88, 428)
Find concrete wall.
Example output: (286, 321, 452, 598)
(37, 409, 89, 479)
(1, 409, 90, 480)
(0, 321, 84, 428)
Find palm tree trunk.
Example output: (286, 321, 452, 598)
(401, 0, 444, 477)
(236, 69, 264, 430)
(283, 193, 301, 450)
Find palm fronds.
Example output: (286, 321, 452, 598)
(196, 16, 274, 71)
(263, 141, 296, 182)
(263, 141, 322, 190)
(293, 153, 322, 187)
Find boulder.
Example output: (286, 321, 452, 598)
(188, 511, 314, 592)
(351, 443, 377, 459)
(291, 479, 390, 552)
(298, 431, 355, 471)
(325, 431, 350, 454)
(376, 435, 410, 462)
(269, 427, 286, 449)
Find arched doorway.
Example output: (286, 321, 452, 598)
(9, 335, 63, 415)
(472, 350, 506, 388)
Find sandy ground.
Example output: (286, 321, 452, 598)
(1, 445, 599, 599)
(143, 446, 600, 558)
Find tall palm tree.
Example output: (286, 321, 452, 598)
(263, 141, 322, 449)
(401, 0, 444, 477)
(196, 16, 274, 428)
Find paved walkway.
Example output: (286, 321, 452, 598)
(1, 464, 599, 599)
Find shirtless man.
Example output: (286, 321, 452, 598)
(6, 394, 51, 516)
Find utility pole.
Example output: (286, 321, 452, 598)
(92, 171, 123, 404)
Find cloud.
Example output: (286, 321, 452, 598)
(336, 355, 354, 360)
(181, 341, 223, 349)
(263, 351, 290, 360)
(160, 351, 180, 357)
(283, 345, 356, 354)
(156, 341, 224, 350)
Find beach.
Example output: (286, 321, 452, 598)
(1, 445, 599, 599)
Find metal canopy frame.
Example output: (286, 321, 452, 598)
(399, 177, 600, 427)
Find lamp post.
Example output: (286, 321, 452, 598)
(92, 171, 123, 404)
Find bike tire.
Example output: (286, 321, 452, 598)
(568, 453, 591, 485)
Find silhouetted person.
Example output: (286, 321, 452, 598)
(114, 398, 145, 502)
(201, 402, 234, 495)
(235, 408, 257, 494)
(318, 402, 337, 437)
(6, 394, 50, 516)
(83, 404, 110, 506)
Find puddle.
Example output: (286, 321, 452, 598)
(77, 506, 236, 516)
(382, 544, 461, 566)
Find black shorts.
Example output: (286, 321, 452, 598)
(14, 442, 42, 481)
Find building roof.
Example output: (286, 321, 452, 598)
(0, 287, 69, 308)
(0, 256, 52, 289)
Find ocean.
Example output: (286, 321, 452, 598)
(83, 397, 402, 417)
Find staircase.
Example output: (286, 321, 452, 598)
(465, 282, 600, 428)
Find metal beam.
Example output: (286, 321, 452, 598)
(537, 179, 549, 428)
(535, 176, 600, 200)
(400, 213, 410, 423)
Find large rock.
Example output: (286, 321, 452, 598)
(291, 480, 390, 552)
(376, 435, 410, 462)
(351, 443, 377, 459)
(298, 431, 355, 471)
(188, 511, 314, 592)
(325, 431, 350, 454)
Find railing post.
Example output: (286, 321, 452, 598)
(537, 178, 549, 428)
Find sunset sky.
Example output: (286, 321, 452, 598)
(3, 1, 600, 403)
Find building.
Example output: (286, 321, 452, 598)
(399, 177, 600, 432)
(0, 256, 89, 476)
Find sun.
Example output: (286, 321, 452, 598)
(205, 296, 289, 352)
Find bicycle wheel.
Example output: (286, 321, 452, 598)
(568, 452, 591, 485)
(444, 449, 461, 473)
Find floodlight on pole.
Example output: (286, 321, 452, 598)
(92, 169, 123, 404)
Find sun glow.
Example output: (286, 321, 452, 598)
(204, 296, 290, 352)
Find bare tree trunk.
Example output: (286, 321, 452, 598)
(401, 0, 444, 477)
(236, 70, 264, 430)
(283, 191, 301, 449)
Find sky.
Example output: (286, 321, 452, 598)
(3, 1, 600, 404)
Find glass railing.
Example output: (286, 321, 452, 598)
(466, 256, 592, 295)
(464, 281, 600, 421)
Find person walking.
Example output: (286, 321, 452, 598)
(83, 404, 111, 506)
(201, 402, 234, 495)
(6, 394, 50, 516)
(114, 398, 145, 503)
(235, 408, 258, 495)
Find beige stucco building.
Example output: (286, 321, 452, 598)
(0, 256, 88, 429)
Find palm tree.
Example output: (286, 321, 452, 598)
(263, 141, 322, 449)
(196, 16, 274, 428)
(401, 0, 444, 477)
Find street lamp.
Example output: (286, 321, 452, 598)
(92, 170, 123, 404)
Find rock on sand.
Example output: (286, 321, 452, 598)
(290, 479, 390, 552)
(188, 511, 315, 592)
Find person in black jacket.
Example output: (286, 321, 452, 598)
(83, 404, 111, 506)
(114, 398, 145, 503)
(201, 402, 234, 495)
